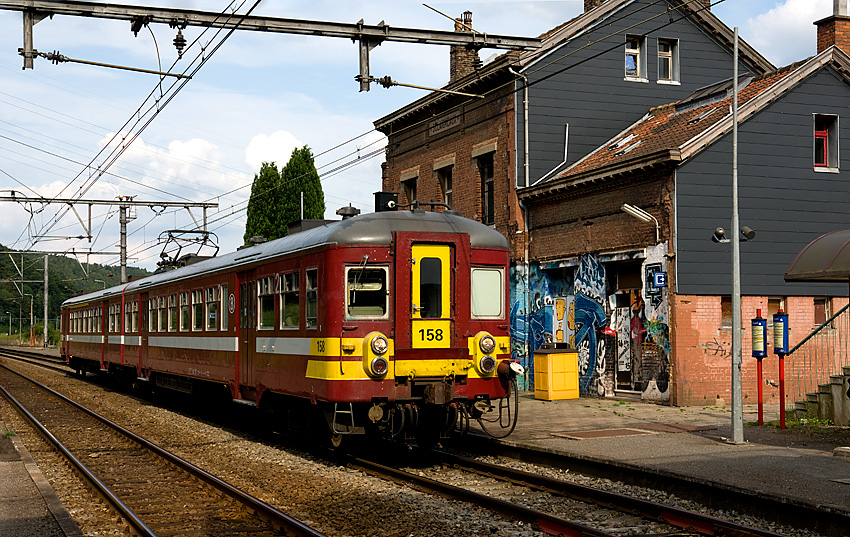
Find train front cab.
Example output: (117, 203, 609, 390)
(333, 230, 514, 442)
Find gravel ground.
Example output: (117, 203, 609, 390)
(0, 359, 544, 537)
(0, 358, 834, 537)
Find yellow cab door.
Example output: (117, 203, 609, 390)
(411, 244, 452, 349)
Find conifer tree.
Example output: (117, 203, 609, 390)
(243, 162, 281, 243)
(278, 146, 326, 236)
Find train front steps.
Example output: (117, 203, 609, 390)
(793, 365, 850, 426)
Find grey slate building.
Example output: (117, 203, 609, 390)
(375, 0, 773, 398)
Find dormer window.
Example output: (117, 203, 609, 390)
(814, 114, 839, 172)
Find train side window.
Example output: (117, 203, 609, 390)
(158, 296, 168, 332)
(306, 268, 318, 328)
(179, 292, 189, 331)
(420, 258, 442, 318)
(132, 301, 139, 333)
(258, 277, 275, 330)
(148, 300, 157, 332)
(280, 272, 300, 329)
(346, 266, 388, 318)
(471, 267, 505, 318)
(220, 285, 228, 331)
(206, 287, 218, 331)
(192, 290, 204, 331)
(168, 295, 178, 332)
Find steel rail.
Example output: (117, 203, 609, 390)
(347, 455, 615, 537)
(0, 348, 72, 374)
(0, 364, 328, 537)
(460, 435, 850, 537)
(436, 451, 787, 537)
(0, 380, 158, 537)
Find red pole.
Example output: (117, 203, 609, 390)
(779, 352, 786, 429)
(757, 358, 763, 426)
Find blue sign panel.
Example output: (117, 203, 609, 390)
(652, 271, 667, 288)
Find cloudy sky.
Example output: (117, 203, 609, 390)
(0, 0, 834, 271)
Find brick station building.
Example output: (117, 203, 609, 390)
(376, 0, 850, 407)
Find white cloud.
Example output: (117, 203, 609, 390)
(244, 130, 303, 170)
(745, 0, 832, 66)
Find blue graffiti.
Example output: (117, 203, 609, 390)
(573, 293, 607, 394)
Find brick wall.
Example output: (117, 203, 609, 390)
(381, 80, 525, 258)
(524, 170, 674, 261)
(672, 294, 846, 406)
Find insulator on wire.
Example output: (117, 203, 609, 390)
(173, 29, 186, 59)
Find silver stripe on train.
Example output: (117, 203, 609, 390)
(149, 336, 238, 352)
(256, 337, 312, 355)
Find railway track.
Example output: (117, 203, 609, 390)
(0, 364, 326, 537)
(0, 346, 71, 373)
(346, 451, 788, 537)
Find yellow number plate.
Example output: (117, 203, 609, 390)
(412, 320, 451, 348)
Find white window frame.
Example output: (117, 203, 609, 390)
(657, 38, 680, 85)
(471, 267, 506, 319)
(625, 35, 648, 82)
(814, 113, 840, 173)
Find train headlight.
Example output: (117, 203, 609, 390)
(479, 334, 496, 355)
(479, 355, 497, 374)
(371, 334, 389, 355)
(370, 356, 389, 376)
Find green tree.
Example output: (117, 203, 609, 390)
(243, 162, 282, 244)
(279, 146, 326, 237)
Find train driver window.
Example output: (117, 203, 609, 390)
(471, 267, 505, 318)
(280, 272, 300, 329)
(419, 258, 442, 318)
(306, 268, 318, 328)
(346, 266, 388, 318)
(258, 277, 275, 330)
(192, 290, 204, 331)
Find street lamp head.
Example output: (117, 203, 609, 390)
(741, 226, 755, 241)
(621, 203, 653, 224)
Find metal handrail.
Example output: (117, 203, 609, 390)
(788, 303, 850, 355)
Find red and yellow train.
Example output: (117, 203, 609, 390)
(61, 206, 521, 444)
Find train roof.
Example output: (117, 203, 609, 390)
(62, 210, 509, 307)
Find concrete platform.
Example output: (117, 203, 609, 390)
(485, 394, 850, 515)
(0, 414, 82, 537)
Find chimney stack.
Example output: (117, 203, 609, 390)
(816, 0, 850, 54)
(584, 0, 605, 11)
(449, 11, 480, 83)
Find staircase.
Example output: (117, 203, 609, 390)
(794, 366, 850, 426)
(787, 302, 850, 425)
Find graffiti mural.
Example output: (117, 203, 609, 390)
(639, 243, 670, 401)
(573, 255, 608, 396)
(508, 247, 670, 401)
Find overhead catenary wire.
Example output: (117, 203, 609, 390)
(28, 0, 261, 249)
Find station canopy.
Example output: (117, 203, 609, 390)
(785, 229, 850, 282)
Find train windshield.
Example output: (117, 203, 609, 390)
(471, 267, 505, 318)
(346, 267, 388, 318)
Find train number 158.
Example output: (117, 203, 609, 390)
(418, 328, 443, 342)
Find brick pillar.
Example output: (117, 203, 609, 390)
(449, 12, 480, 83)
(816, 1, 850, 54)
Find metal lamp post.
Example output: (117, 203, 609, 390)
(5, 311, 9, 337)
